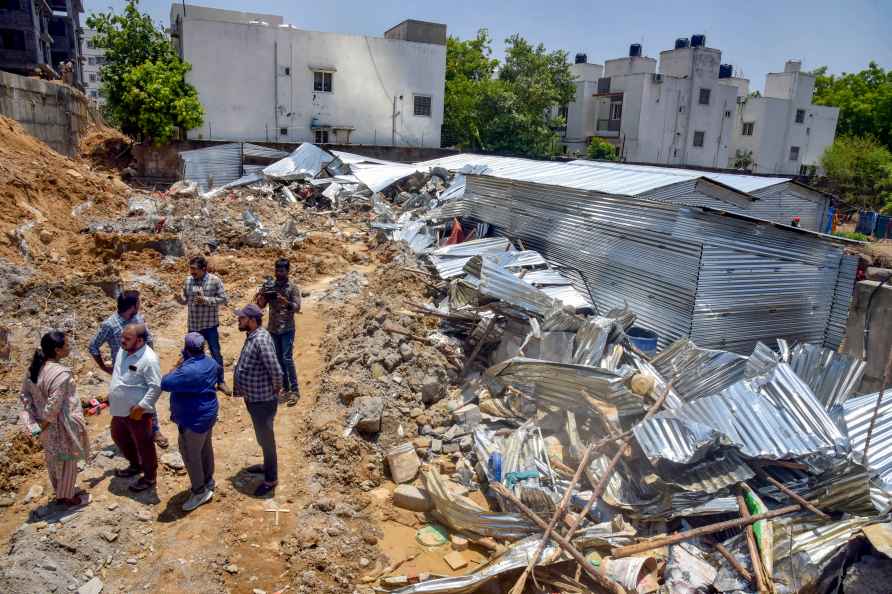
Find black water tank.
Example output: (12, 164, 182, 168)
(719, 64, 733, 78)
(691, 34, 706, 47)
(575, 53, 587, 64)
(675, 37, 690, 49)
(629, 43, 642, 57)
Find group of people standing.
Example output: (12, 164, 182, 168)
(19, 256, 302, 511)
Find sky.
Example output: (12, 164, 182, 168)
(84, 0, 892, 91)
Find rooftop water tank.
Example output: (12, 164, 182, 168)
(719, 64, 733, 78)
(675, 37, 690, 49)
(575, 53, 587, 64)
(629, 43, 642, 57)
(691, 34, 706, 47)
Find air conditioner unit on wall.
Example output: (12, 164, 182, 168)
(652, 73, 663, 83)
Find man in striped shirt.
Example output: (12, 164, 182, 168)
(232, 303, 282, 497)
(89, 290, 168, 449)
(175, 256, 230, 394)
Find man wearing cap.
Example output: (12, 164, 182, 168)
(254, 258, 302, 406)
(232, 303, 282, 497)
(160, 332, 221, 511)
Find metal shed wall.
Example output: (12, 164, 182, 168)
(748, 182, 828, 233)
(180, 143, 244, 192)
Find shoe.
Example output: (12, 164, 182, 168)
(204, 478, 216, 492)
(286, 391, 299, 407)
(154, 431, 169, 449)
(244, 464, 265, 475)
(254, 481, 277, 497)
(115, 466, 142, 478)
(217, 383, 232, 396)
(128, 478, 156, 492)
(182, 489, 213, 511)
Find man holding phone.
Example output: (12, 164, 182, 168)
(108, 323, 162, 493)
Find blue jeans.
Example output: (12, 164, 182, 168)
(199, 326, 224, 384)
(270, 329, 299, 392)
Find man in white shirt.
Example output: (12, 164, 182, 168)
(108, 323, 162, 493)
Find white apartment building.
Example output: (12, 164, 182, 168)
(562, 38, 838, 175)
(82, 28, 106, 106)
(169, 4, 446, 147)
(731, 61, 839, 175)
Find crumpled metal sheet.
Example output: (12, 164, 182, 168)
(262, 142, 334, 180)
(470, 256, 559, 316)
(660, 450, 754, 494)
(390, 535, 564, 594)
(540, 285, 593, 312)
(786, 341, 865, 409)
(421, 468, 536, 540)
(348, 161, 422, 192)
(842, 392, 892, 494)
(488, 357, 644, 418)
(634, 363, 848, 469)
(432, 237, 511, 258)
(650, 338, 750, 403)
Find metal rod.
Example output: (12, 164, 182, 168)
(705, 537, 753, 585)
(611, 504, 800, 558)
(753, 466, 830, 520)
(490, 482, 626, 594)
(461, 317, 497, 378)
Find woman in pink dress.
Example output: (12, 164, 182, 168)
(19, 331, 90, 507)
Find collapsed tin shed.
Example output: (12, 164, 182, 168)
(446, 159, 856, 355)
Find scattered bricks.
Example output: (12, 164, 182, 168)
(443, 551, 468, 571)
(453, 404, 481, 428)
(450, 535, 469, 551)
(437, 459, 457, 475)
(442, 442, 461, 454)
(352, 396, 384, 434)
(413, 436, 432, 451)
(392, 484, 433, 512)
(386, 443, 421, 483)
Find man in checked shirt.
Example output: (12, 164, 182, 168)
(232, 303, 282, 497)
(175, 256, 230, 394)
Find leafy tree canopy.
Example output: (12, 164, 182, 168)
(820, 135, 892, 212)
(587, 137, 617, 161)
(87, 1, 203, 144)
(812, 62, 892, 150)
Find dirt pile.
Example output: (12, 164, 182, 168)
(78, 124, 133, 174)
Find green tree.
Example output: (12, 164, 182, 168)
(442, 31, 575, 156)
(587, 137, 617, 161)
(87, 1, 203, 144)
(811, 63, 892, 150)
(820, 135, 892, 210)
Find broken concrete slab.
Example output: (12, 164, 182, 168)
(392, 484, 433, 512)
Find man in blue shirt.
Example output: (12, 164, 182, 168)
(160, 332, 220, 511)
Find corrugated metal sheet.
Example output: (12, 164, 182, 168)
(825, 254, 859, 349)
(748, 183, 828, 232)
(634, 363, 848, 468)
(431, 237, 510, 257)
(650, 339, 749, 403)
(488, 356, 645, 417)
(843, 393, 892, 493)
(242, 143, 288, 159)
(787, 342, 865, 409)
(180, 143, 243, 192)
(262, 142, 333, 180)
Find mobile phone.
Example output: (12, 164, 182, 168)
(128, 364, 138, 371)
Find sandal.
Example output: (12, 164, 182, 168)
(57, 492, 91, 508)
(154, 432, 170, 449)
(115, 466, 142, 478)
(128, 478, 156, 492)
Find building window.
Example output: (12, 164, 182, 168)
(89, 90, 98, 98)
(313, 71, 333, 93)
(698, 88, 711, 105)
(795, 109, 805, 123)
(315, 129, 329, 144)
(610, 102, 623, 120)
(279, 127, 288, 136)
(413, 95, 432, 117)
(557, 105, 569, 120)
(789, 146, 800, 161)
(742, 122, 755, 136)
(0, 28, 26, 51)
(88, 73, 97, 82)
(86, 39, 94, 49)
(724, 110, 732, 118)
(693, 131, 705, 147)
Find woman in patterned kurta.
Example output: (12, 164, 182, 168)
(19, 331, 90, 507)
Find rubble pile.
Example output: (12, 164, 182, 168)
(276, 142, 892, 593)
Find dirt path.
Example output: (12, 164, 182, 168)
(0, 252, 375, 593)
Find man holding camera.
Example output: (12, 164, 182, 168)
(254, 258, 301, 406)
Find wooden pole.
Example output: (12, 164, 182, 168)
(737, 491, 769, 593)
(563, 385, 670, 542)
(862, 344, 892, 461)
(753, 466, 830, 520)
(705, 537, 753, 585)
(490, 482, 627, 594)
(611, 505, 800, 558)
(461, 317, 497, 378)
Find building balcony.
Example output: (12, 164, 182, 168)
(595, 118, 621, 137)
